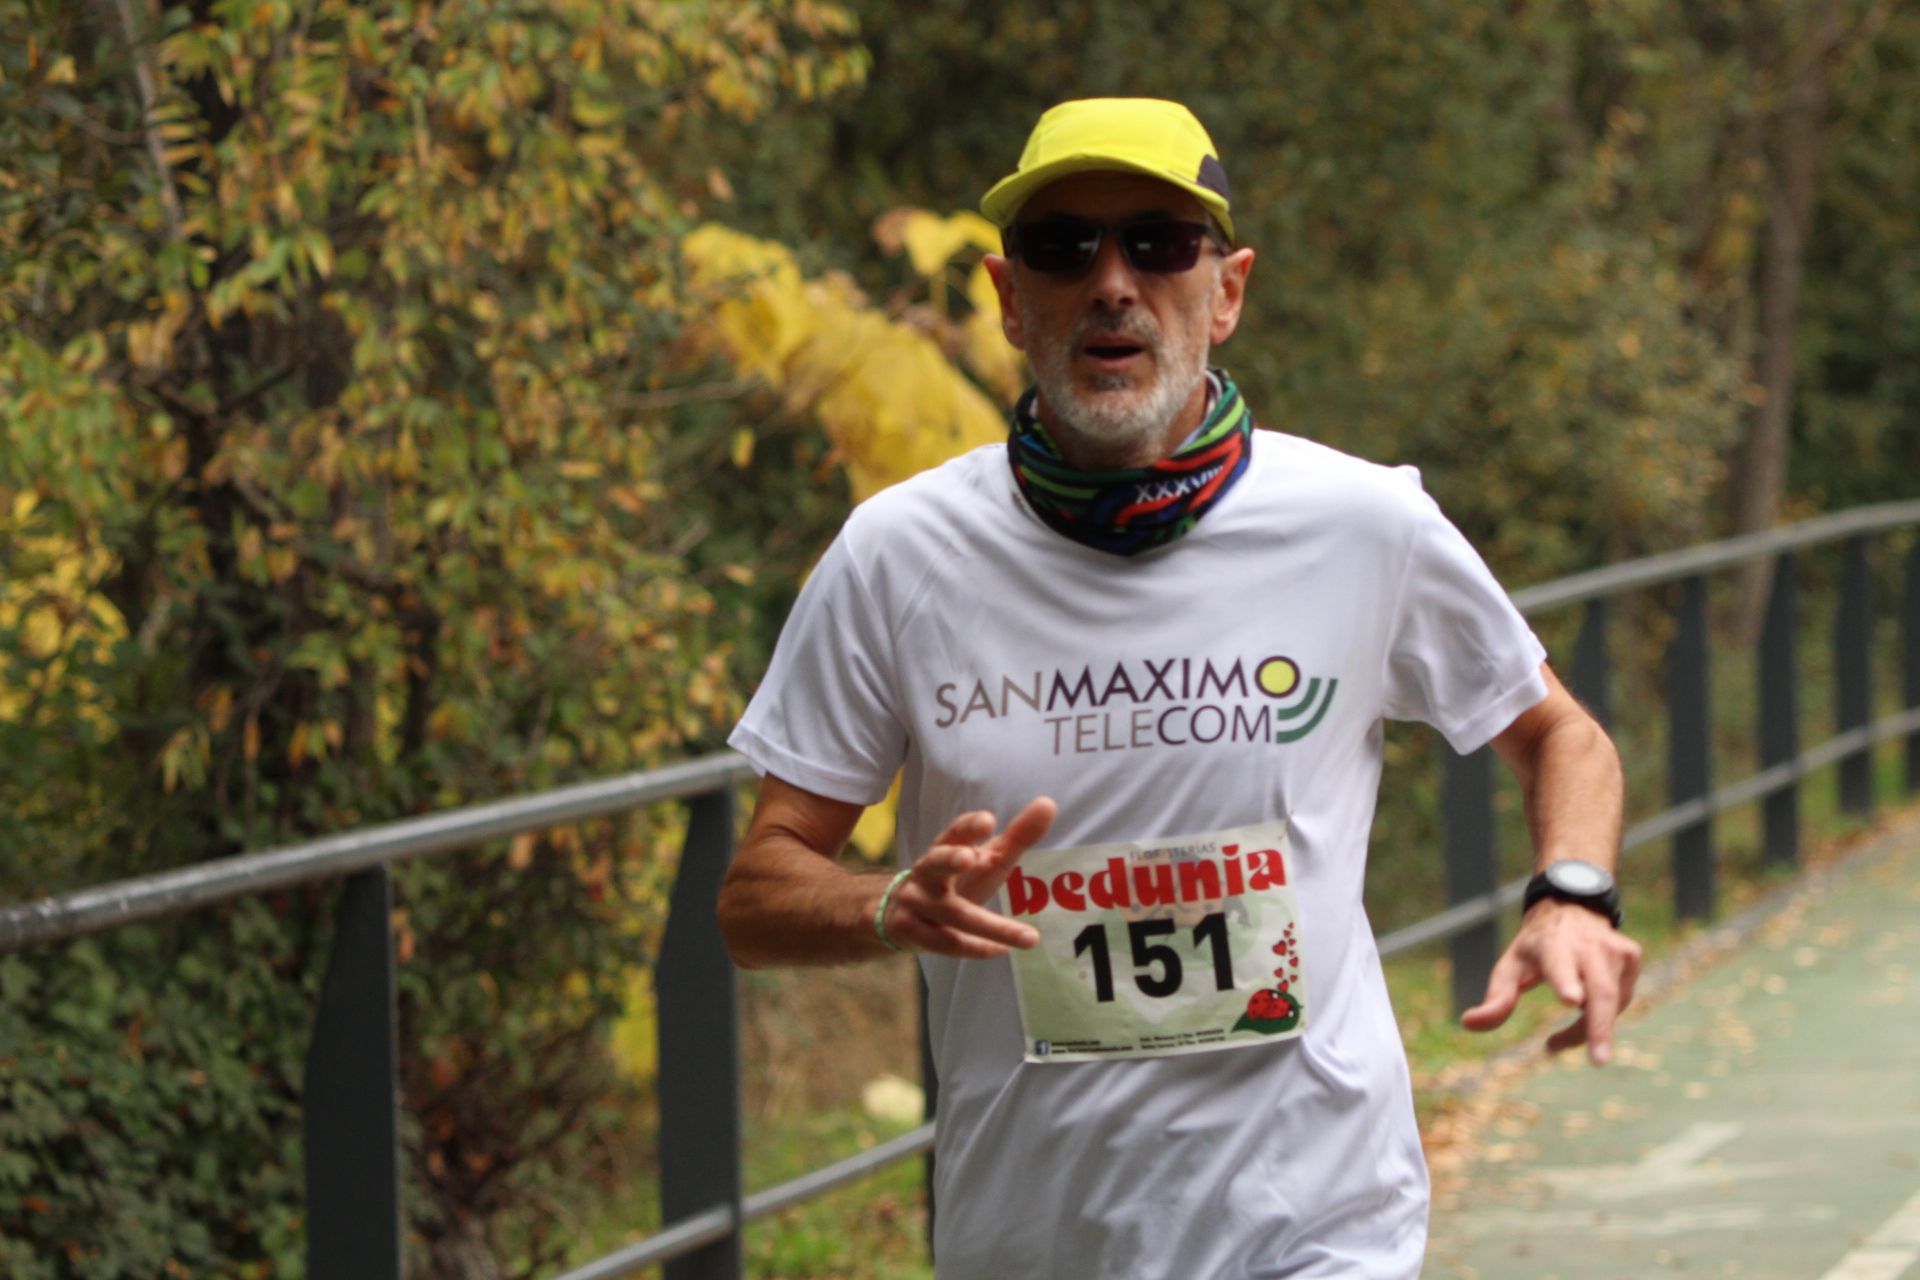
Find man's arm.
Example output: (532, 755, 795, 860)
(716, 773, 1056, 969)
(1461, 662, 1643, 1064)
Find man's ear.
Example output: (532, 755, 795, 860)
(1210, 246, 1255, 345)
(983, 253, 1027, 351)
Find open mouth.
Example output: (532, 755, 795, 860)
(1082, 340, 1146, 363)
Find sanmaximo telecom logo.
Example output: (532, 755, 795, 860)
(930, 655, 1340, 756)
(1251, 657, 1340, 745)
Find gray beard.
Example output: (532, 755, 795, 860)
(1024, 314, 1211, 467)
(1038, 365, 1202, 465)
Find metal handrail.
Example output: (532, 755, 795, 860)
(0, 752, 757, 955)
(1509, 499, 1920, 614)
(1375, 706, 1920, 958)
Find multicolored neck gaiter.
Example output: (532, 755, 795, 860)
(1007, 368, 1254, 557)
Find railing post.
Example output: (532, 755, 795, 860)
(1905, 539, 1920, 795)
(1442, 746, 1497, 1015)
(1836, 535, 1876, 816)
(1759, 553, 1801, 866)
(1570, 598, 1611, 727)
(918, 972, 938, 1255)
(659, 789, 743, 1280)
(1668, 574, 1715, 920)
(304, 865, 403, 1280)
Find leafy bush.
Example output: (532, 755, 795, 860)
(0, 0, 862, 1274)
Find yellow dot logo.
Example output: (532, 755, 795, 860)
(1256, 656, 1300, 698)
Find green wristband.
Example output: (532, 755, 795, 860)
(873, 867, 915, 954)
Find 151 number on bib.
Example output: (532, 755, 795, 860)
(1071, 913, 1233, 1002)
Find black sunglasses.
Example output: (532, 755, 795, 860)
(1004, 216, 1225, 277)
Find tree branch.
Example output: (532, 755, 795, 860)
(97, 0, 185, 240)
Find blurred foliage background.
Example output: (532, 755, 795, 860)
(1, 0, 1916, 1275)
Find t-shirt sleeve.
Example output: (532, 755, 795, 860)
(1381, 481, 1548, 754)
(727, 530, 908, 806)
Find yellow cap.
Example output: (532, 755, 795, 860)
(980, 98, 1234, 243)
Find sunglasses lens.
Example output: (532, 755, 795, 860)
(1122, 221, 1208, 272)
(1015, 218, 1101, 274)
(1010, 218, 1216, 275)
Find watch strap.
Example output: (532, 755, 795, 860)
(1523, 870, 1623, 929)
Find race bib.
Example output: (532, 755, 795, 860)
(1004, 820, 1307, 1064)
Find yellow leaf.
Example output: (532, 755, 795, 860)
(508, 832, 536, 870)
(305, 231, 334, 279)
(608, 972, 658, 1086)
(237, 524, 266, 568)
(570, 94, 620, 128)
(730, 427, 754, 468)
(849, 773, 900, 861)
(161, 724, 209, 791)
(20, 606, 61, 660)
(86, 595, 125, 632)
(127, 319, 171, 372)
(897, 209, 1000, 279)
(683, 221, 1005, 500)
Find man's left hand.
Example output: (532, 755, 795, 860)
(1460, 900, 1643, 1065)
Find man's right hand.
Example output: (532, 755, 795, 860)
(717, 775, 1057, 968)
(879, 798, 1057, 958)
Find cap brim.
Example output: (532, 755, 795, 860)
(980, 155, 1235, 244)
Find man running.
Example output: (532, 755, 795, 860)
(718, 97, 1641, 1279)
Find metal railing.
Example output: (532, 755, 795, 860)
(4, 500, 1919, 1279)
(1381, 500, 1920, 1012)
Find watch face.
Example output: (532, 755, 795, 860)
(1546, 859, 1612, 895)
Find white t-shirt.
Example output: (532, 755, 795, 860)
(729, 430, 1547, 1279)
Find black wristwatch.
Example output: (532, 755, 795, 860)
(1523, 859, 1623, 929)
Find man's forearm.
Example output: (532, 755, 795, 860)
(1491, 667, 1625, 873)
(1517, 711, 1624, 870)
(717, 833, 895, 969)
(718, 775, 893, 968)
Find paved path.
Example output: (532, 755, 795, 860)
(1425, 811, 1920, 1280)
